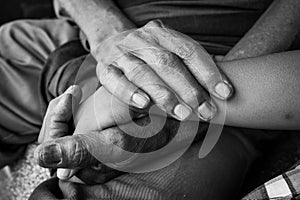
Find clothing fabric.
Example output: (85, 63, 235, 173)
(54, 0, 273, 55)
(30, 128, 255, 200)
(242, 164, 300, 200)
(0, 19, 79, 167)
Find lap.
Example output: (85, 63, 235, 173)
(31, 127, 257, 200)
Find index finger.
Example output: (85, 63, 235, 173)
(38, 85, 82, 143)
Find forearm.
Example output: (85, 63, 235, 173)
(214, 50, 300, 130)
(55, 0, 135, 49)
(225, 0, 300, 61)
(75, 50, 300, 132)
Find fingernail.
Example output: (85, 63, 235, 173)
(131, 92, 150, 109)
(57, 169, 71, 180)
(197, 101, 217, 121)
(41, 144, 62, 166)
(214, 81, 233, 99)
(173, 104, 192, 121)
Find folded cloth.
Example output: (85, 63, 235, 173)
(39, 40, 88, 112)
(243, 163, 300, 200)
(0, 19, 79, 167)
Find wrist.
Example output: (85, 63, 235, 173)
(88, 13, 135, 51)
(56, 0, 136, 52)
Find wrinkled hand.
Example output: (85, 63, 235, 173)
(93, 20, 233, 122)
(38, 85, 82, 143)
(37, 85, 122, 184)
(36, 85, 206, 184)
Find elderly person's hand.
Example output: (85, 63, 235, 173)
(93, 20, 233, 122)
(37, 85, 125, 184)
(36, 84, 206, 184)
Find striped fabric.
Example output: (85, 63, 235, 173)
(243, 165, 300, 200)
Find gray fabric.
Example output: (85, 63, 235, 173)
(0, 19, 79, 167)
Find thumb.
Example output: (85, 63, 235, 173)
(35, 115, 200, 170)
(35, 133, 99, 169)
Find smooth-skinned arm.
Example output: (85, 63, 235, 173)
(38, 49, 300, 149)
(78, 50, 300, 131)
(215, 50, 300, 130)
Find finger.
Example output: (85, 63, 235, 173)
(142, 20, 234, 100)
(57, 157, 120, 183)
(117, 38, 217, 121)
(98, 64, 150, 109)
(57, 168, 78, 180)
(113, 54, 193, 121)
(96, 33, 192, 121)
(38, 85, 82, 143)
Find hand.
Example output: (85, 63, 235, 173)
(38, 85, 82, 143)
(93, 20, 234, 122)
(36, 85, 207, 184)
(37, 85, 121, 184)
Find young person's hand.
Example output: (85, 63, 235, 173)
(93, 20, 234, 122)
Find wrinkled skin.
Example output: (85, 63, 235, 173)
(93, 20, 233, 122)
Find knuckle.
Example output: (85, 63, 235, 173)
(160, 92, 174, 105)
(71, 136, 87, 166)
(155, 51, 178, 68)
(153, 86, 176, 107)
(126, 62, 148, 82)
(190, 88, 202, 99)
(175, 42, 196, 59)
(99, 65, 117, 85)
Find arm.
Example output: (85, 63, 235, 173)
(54, 1, 234, 122)
(55, 0, 300, 131)
(225, 0, 300, 60)
(35, 50, 300, 176)
(54, 0, 135, 46)
(215, 50, 300, 130)
(72, 50, 300, 133)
